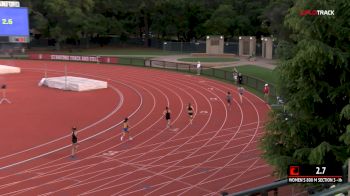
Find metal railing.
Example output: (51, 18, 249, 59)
(226, 179, 288, 196)
(18, 53, 278, 102)
(312, 183, 350, 196)
(147, 59, 277, 101)
(20, 52, 279, 104)
(118, 57, 146, 66)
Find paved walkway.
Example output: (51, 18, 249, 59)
(151, 54, 278, 70)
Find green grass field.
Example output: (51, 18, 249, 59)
(177, 57, 239, 63)
(219, 65, 279, 85)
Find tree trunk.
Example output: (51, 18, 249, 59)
(85, 35, 90, 49)
(144, 13, 150, 47)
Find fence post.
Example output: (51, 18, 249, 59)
(181, 42, 183, 53)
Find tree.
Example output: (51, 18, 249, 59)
(121, 0, 159, 46)
(261, 0, 294, 40)
(85, 0, 123, 47)
(151, 0, 180, 40)
(261, 0, 350, 178)
(149, 0, 210, 41)
(26, 0, 271, 47)
(204, 4, 237, 36)
(203, 0, 271, 37)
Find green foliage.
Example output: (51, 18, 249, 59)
(261, 0, 294, 39)
(204, 4, 236, 36)
(261, 0, 350, 178)
(275, 40, 296, 60)
(30, 11, 48, 33)
(308, 142, 331, 164)
(341, 105, 350, 120)
(27, 0, 274, 45)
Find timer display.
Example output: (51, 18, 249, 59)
(2, 19, 13, 25)
(0, 7, 29, 36)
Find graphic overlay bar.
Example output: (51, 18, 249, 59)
(0, 1, 20, 7)
(288, 165, 343, 183)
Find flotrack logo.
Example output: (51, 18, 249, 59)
(300, 10, 335, 16)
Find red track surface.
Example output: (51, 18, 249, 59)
(0, 59, 279, 195)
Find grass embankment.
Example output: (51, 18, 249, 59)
(177, 57, 239, 63)
(219, 65, 279, 85)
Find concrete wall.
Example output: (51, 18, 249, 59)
(238, 36, 256, 56)
(261, 36, 273, 59)
(206, 35, 224, 54)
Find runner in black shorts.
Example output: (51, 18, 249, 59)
(71, 127, 78, 158)
(187, 103, 194, 124)
(226, 91, 233, 110)
(163, 106, 171, 128)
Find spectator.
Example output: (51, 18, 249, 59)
(238, 73, 243, 84)
(196, 61, 201, 75)
(232, 67, 238, 84)
(263, 84, 270, 103)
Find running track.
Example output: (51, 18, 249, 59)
(0, 59, 281, 195)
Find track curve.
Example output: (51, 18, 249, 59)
(0, 59, 273, 195)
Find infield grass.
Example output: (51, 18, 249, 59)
(219, 65, 279, 85)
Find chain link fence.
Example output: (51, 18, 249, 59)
(28, 37, 277, 58)
(0, 43, 27, 57)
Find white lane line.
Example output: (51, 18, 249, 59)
(146, 78, 243, 196)
(78, 73, 215, 194)
(91, 75, 230, 196)
(0, 70, 123, 163)
(11, 72, 187, 195)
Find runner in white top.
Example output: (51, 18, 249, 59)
(196, 61, 201, 75)
(238, 86, 245, 103)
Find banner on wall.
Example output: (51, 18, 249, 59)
(28, 53, 119, 64)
